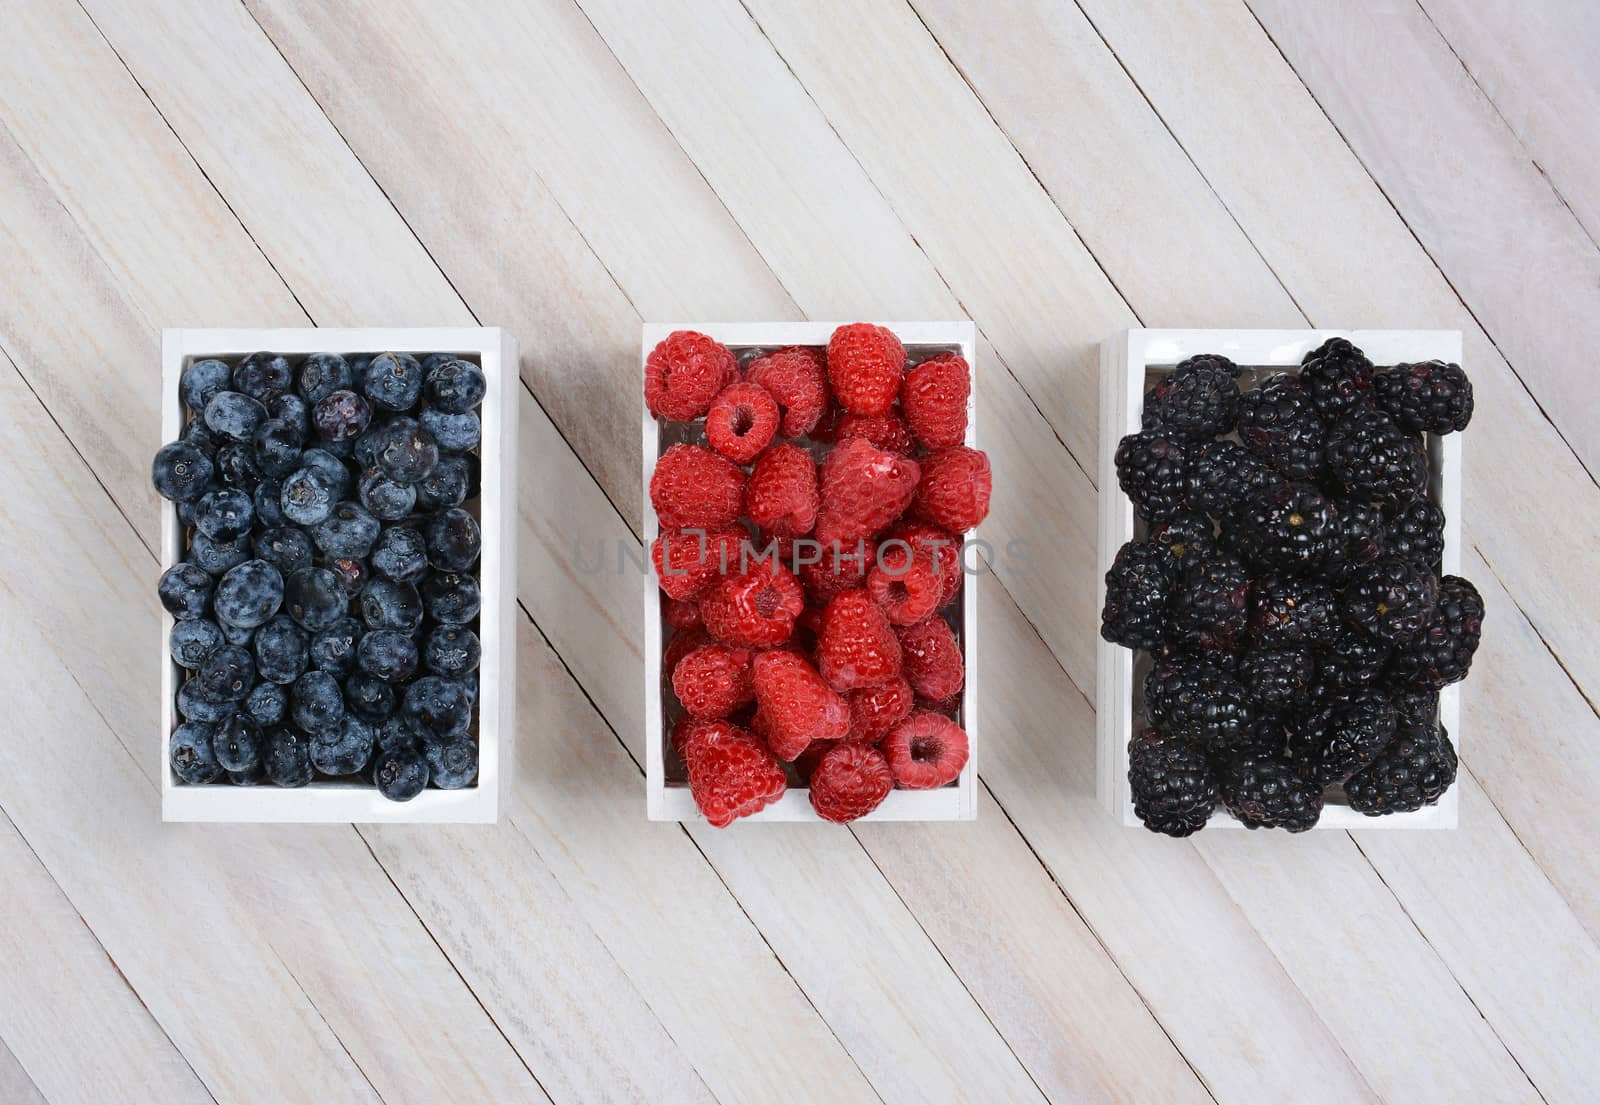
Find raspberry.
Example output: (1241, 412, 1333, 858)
(867, 540, 941, 625)
(884, 521, 962, 608)
(663, 627, 710, 682)
(650, 444, 745, 529)
(912, 446, 991, 534)
(800, 541, 871, 605)
(746, 443, 818, 537)
(705, 382, 780, 464)
(699, 560, 804, 647)
(808, 741, 893, 822)
(651, 524, 748, 600)
(895, 616, 963, 701)
(670, 713, 708, 758)
(817, 589, 903, 691)
(751, 649, 850, 760)
(663, 596, 702, 631)
(671, 641, 755, 720)
(882, 710, 969, 788)
(846, 678, 914, 744)
(645, 331, 738, 421)
(815, 436, 921, 547)
(836, 410, 917, 456)
(901, 352, 970, 449)
(746, 346, 828, 437)
(827, 323, 905, 415)
(683, 720, 787, 827)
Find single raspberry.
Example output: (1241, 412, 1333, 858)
(671, 641, 755, 720)
(651, 524, 748, 600)
(746, 443, 819, 537)
(882, 710, 969, 788)
(901, 352, 970, 449)
(817, 589, 903, 691)
(663, 596, 702, 631)
(846, 678, 913, 744)
(800, 541, 872, 605)
(683, 720, 787, 827)
(895, 616, 963, 701)
(645, 331, 738, 421)
(827, 323, 905, 415)
(663, 627, 710, 682)
(867, 540, 942, 625)
(815, 436, 921, 547)
(699, 560, 804, 648)
(751, 649, 851, 760)
(746, 346, 828, 437)
(650, 444, 745, 529)
(808, 741, 894, 822)
(916, 692, 962, 716)
(705, 382, 780, 464)
(884, 521, 962, 608)
(836, 410, 918, 456)
(912, 446, 991, 533)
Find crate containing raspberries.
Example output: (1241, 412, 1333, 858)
(643, 322, 984, 825)
(154, 328, 517, 823)
(1098, 329, 1480, 833)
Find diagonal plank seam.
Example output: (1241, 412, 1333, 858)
(266, 945, 391, 1105)
(1471, 544, 1600, 724)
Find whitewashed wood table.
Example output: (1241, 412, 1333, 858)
(1, 1, 1597, 1103)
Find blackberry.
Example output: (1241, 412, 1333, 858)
(1331, 500, 1386, 584)
(1316, 626, 1392, 690)
(1237, 373, 1325, 480)
(1229, 482, 1341, 575)
(1238, 711, 1293, 759)
(1341, 557, 1439, 643)
(1248, 574, 1336, 648)
(1345, 721, 1458, 815)
(1184, 441, 1282, 519)
(1287, 687, 1396, 783)
(1393, 688, 1440, 727)
(1148, 511, 1216, 571)
(1143, 654, 1255, 752)
(1238, 648, 1315, 710)
(1167, 556, 1251, 652)
(1127, 729, 1218, 837)
(1374, 361, 1473, 434)
(1140, 354, 1241, 440)
(1323, 407, 1428, 503)
(1384, 499, 1445, 569)
(1114, 431, 1188, 522)
(1299, 337, 1374, 420)
(1386, 576, 1484, 691)
(1100, 541, 1172, 650)
(1217, 752, 1323, 831)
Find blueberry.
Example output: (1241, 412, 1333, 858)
(181, 358, 233, 413)
(359, 578, 424, 631)
(372, 417, 439, 483)
(176, 497, 202, 528)
(159, 563, 214, 620)
(251, 419, 303, 479)
(283, 566, 348, 632)
(424, 626, 481, 677)
(414, 454, 471, 511)
(184, 420, 222, 457)
(424, 738, 478, 789)
(373, 747, 429, 801)
(460, 674, 478, 706)
(425, 358, 487, 413)
(357, 629, 419, 684)
(371, 525, 429, 583)
(264, 728, 314, 787)
(198, 644, 255, 701)
(310, 714, 374, 776)
(280, 465, 337, 526)
(194, 487, 255, 541)
(377, 713, 424, 754)
(244, 681, 288, 727)
(403, 675, 472, 740)
(291, 670, 345, 733)
(232, 352, 293, 401)
(344, 671, 398, 723)
(214, 442, 262, 491)
(313, 389, 372, 443)
(220, 620, 256, 646)
(329, 556, 369, 598)
(363, 351, 423, 411)
(312, 501, 380, 559)
(204, 390, 269, 442)
(252, 526, 313, 574)
(171, 618, 225, 668)
(298, 352, 354, 404)
(177, 679, 234, 723)
(421, 352, 457, 373)
(420, 407, 480, 453)
(170, 722, 223, 784)
(352, 416, 394, 469)
(188, 532, 250, 575)
(214, 559, 284, 629)
(208, 712, 262, 773)
(268, 393, 310, 439)
(299, 448, 354, 498)
(254, 614, 309, 684)
(422, 572, 481, 626)
(358, 466, 416, 521)
(425, 508, 482, 571)
(310, 616, 363, 676)
(228, 766, 266, 786)
(253, 479, 288, 527)
(152, 442, 214, 502)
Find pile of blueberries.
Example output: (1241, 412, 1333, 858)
(153, 350, 487, 801)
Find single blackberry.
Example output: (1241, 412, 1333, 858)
(1229, 482, 1342, 575)
(1341, 557, 1439, 643)
(1237, 373, 1326, 480)
(1385, 576, 1484, 691)
(1384, 499, 1445, 569)
(1287, 687, 1397, 783)
(1393, 688, 1440, 727)
(1184, 441, 1283, 519)
(1100, 542, 1173, 650)
(1115, 431, 1188, 522)
(1218, 751, 1323, 831)
(1238, 648, 1315, 710)
(1141, 355, 1241, 440)
(1330, 500, 1386, 585)
(1127, 729, 1218, 837)
(1316, 625, 1393, 691)
(1249, 574, 1336, 648)
(1143, 654, 1255, 752)
(1239, 712, 1293, 759)
(1323, 407, 1428, 503)
(1167, 556, 1252, 652)
(1345, 721, 1458, 815)
(1299, 337, 1375, 420)
(1374, 361, 1473, 434)
(1148, 511, 1216, 571)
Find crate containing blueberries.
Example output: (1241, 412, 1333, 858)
(1097, 330, 1480, 834)
(153, 328, 517, 823)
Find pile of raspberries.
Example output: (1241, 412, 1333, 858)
(1102, 339, 1482, 835)
(647, 324, 990, 826)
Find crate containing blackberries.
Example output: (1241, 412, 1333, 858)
(154, 328, 517, 823)
(1097, 329, 1480, 833)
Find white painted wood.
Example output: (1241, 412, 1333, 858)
(0, 1042, 47, 1105)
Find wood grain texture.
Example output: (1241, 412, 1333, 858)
(0, 1040, 49, 1105)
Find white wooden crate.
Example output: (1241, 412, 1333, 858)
(159, 327, 518, 823)
(643, 322, 980, 823)
(1098, 328, 1463, 831)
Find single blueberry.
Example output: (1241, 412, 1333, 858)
(204, 390, 269, 442)
(299, 447, 354, 498)
(214, 441, 263, 491)
(184, 420, 222, 457)
(159, 562, 214, 620)
(170, 721, 224, 784)
(195, 487, 255, 541)
(424, 626, 481, 678)
(402, 675, 472, 740)
(310, 714, 374, 776)
(198, 644, 255, 701)
(280, 465, 337, 527)
(357, 629, 419, 684)
(284, 567, 348, 632)
(425, 358, 487, 413)
(359, 578, 424, 631)
(377, 713, 424, 754)
(253, 479, 288, 528)
(177, 679, 234, 723)
(373, 747, 429, 801)
(313, 389, 372, 444)
(420, 407, 480, 453)
(311, 501, 380, 559)
(244, 681, 288, 727)
(251, 418, 303, 479)
(232, 352, 293, 401)
(372, 417, 439, 483)
(371, 525, 429, 583)
(425, 508, 482, 571)
(264, 727, 314, 787)
(329, 556, 369, 598)
(152, 442, 214, 503)
(421, 572, 480, 626)
(213, 713, 265, 773)
(171, 618, 225, 669)
(268, 392, 310, 440)
(299, 352, 354, 404)
(358, 466, 416, 521)
(181, 358, 233, 413)
(414, 454, 471, 512)
(291, 669, 345, 734)
(188, 532, 251, 575)
(220, 620, 256, 646)
(344, 671, 398, 723)
(362, 351, 423, 412)
(252, 526, 313, 574)
(310, 616, 363, 677)
(254, 614, 309, 684)
(214, 559, 284, 629)
(424, 738, 478, 789)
